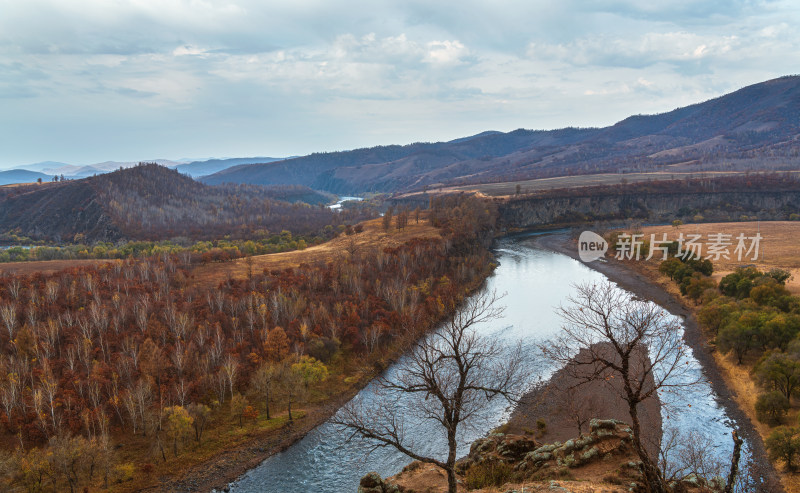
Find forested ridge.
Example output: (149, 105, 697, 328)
(205, 76, 800, 194)
(0, 163, 363, 243)
(0, 195, 497, 492)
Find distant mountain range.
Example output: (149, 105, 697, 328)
(201, 75, 800, 194)
(2, 157, 288, 182)
(12, 159, 186, 179)
(5, 75, 799, 195)
(0, 169, 52, 186)
(174, 157, 288, 177)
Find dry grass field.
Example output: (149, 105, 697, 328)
(639, 221, 800, 294)
(431, 170, 800, 197)
(0, 258, 114, 276)
(0, 217, 440, 287)
(190, 216, 441, 288)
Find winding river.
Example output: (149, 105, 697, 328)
(226, 234, 747, 493)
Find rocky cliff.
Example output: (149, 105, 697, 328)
(497, 189, 800, 231)
(357, 420, 720, 492)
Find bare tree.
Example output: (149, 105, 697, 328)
(543, 280, 697, 493)
(333, 291, 524, 493)
(659, 427, 726, 483)
(659, 427, 746, 492)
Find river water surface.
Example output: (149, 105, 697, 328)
(227, 234, 745, 493)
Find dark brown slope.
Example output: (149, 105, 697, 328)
(203, 128, 598, 193)
(0, 180, 121, 242)
(0, 164, 354, 243)
(203, 75, 800, 194)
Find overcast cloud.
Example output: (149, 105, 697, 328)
(1, 0, 798, 167)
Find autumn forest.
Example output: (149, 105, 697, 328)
(0, 193, 497, 492)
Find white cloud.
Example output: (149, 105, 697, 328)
(528, 31, 739, 68)
(424, 40, 467, 64)
(173, 45, 209, 57)
(1, 0, 799, 166)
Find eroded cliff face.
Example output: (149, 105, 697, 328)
(497, 190, 800, 230)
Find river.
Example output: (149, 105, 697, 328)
(225, 233, 749, 493)
(327, 196, 364, 210)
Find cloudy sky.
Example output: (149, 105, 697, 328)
(1, 0, 799, 168)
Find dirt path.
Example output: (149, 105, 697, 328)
(533, 232, 783, 493)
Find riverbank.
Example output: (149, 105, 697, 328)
(533, 232, 784, 492)
(139, 387, 359, 492)
(170, 229, 780, 493)
(136, 243, 493, 492)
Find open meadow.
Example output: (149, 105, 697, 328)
(639, 221, 800, 294)
(190, 216, 441, 288)
(434, 170, 800, 197)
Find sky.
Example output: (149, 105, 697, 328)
(1, 0, 799, 168)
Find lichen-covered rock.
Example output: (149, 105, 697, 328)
(590, 418, 626, 431)
(358, 472, 384, 493)
(357, 472, 400, 493)
(525, 450, 553, 464)
(495, 434, 539, 460)
(533, 443, 558, 454)
(595, 427, 616, 438)
(573, 434, 597, 448)
(581, 446, 599, 462)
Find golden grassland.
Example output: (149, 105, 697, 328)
(0, 258, 115, 276)
(0, 216, 440, 285)
(622, 221, 800, 493)
(413, 170, 800, 198)
(638, 221, 800, 294)
(189, 215, 441, 288)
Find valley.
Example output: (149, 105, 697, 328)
(1, 75, 800, 493)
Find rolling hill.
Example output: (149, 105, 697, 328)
(0, 169, 51, 185)
(174, 156, 288, 177)
(5, 157, 266, 181)
(203, 75, 800, 194)
(0, 164, 348, 243)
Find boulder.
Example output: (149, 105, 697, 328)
(357, 472, 400, 493)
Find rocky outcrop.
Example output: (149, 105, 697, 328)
(358, 421, 641, 492)
(360, 420, 722, 492)
(456, 433, 540, 473)
(357, 471, 400, 493)
(497, 189, 800, 231)
(515, 419, 635, 472)
(455, 419, 637, 478)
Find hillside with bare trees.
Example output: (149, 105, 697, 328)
(0, 164, 366, 243)
(205, 76, 800, 194)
